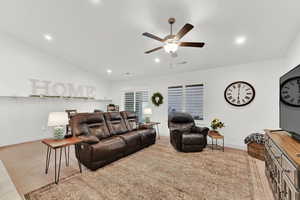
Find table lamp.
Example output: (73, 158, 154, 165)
(143, 108, 152, 123)
(48, 112, 69, 140)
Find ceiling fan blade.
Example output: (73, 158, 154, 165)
(142, 32, 164, 42)
(175, 23, 194, 40)
(145, 46, 163, 54)
(179, 42, 205, 48)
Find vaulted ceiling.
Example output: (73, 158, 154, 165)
(0, 0, 299, 80)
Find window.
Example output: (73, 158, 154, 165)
(124, 91, 149, 122)
(168, 86, 183, 113)
(185, 84, 204, 120)
(168, 84, 204, 120)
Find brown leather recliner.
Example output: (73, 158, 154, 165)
(71, 111, 156, 170)
(168, 112, 209, 152)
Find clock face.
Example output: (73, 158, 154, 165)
(224, 81, 255, 106)
(280, 76, 300, 107)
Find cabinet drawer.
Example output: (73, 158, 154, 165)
(269, 139, 282, 165)
(282, 173, 299, 200)
(282, 154, 298, 189)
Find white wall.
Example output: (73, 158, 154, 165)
(287, 31, 300, 69)
(0, 33, 111, 146)
(111, 59, 287, 149)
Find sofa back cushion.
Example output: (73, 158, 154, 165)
(121, 111, 139, 131)
(104, 112, 128, 135)
(71, 113, 111, 140)
(168, 112, 195, 132)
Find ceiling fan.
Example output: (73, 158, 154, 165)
(142, 18, 205, 55)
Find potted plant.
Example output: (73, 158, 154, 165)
(210, 118, 225, 132)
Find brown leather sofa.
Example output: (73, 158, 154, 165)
(71, 111, 156, 170)
(168, 112, 209, 152)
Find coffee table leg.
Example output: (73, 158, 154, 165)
(75, 144, 82, 173)
(45, 146, 51, 174)
(156, 124, 160, 140)
(211, 138, 213, 151)
(223, 137, 224, 152)
(54, 148, 63, 184)
(64, 147, 70, 167)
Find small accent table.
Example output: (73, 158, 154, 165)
(208, 130, 224, 152)
(42, 137, 83, 184)
(139, 122, 161, 139)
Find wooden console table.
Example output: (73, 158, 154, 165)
(265, 130, 300, 200)
(42, 137, 83, 184)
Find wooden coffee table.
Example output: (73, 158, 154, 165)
(208, 130, 224, 152)
(42, 137, 83, 184)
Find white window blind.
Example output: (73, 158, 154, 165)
(168, 86, 183, 113)
(124, 91, 149, 122)
(124, 92, 134, 112)
(135, 91, 149, 122)
(185, 84, 204, 120)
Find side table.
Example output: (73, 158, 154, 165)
(139, 122, 161, 139)
(42, 137, 83, 184)
(208, 130, 224, 152)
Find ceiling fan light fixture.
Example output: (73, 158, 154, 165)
(164, 41, 179, 53)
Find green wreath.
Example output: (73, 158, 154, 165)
(151, 92, 164, 106)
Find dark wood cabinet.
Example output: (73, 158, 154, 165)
(265, 130, 300, 200)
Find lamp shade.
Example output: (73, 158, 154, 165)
(48, 112, 69, 127)
(143, 108, 152, 115)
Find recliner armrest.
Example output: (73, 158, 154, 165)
(78, 135, 100, 144)
(191, 126, 209, 136)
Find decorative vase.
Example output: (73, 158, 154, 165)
(53, 126, 65, 140)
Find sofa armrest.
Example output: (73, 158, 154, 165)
(78, 135, 100, 145)
(191, 126, 209, 136)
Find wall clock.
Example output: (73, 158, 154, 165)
(280, 76, 300, 107)
(224, 81, 255, 106)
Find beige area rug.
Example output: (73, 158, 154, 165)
(25, 144, 268, 200)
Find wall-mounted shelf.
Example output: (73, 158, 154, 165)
(0, 96, 112, 102)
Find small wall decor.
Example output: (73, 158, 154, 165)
(107, 104, 119, 112)
(224, 81, 255, 106)
(151, 92, 164, 106)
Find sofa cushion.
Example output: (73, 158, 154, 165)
(88, 123, 111, 140)
(104, 112, 128, 135)
(169, 112, 194, 124)
(121, 111, 139, 131)
(119, 131, 141, 146)
(169, 122, 194, 132)
(182, 133, 205, 145)
(79, 135, 99, 144)
(91, 136, 126, 162)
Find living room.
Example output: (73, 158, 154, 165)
(0, 0, 300, 199)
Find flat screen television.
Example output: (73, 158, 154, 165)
(280, 64, 300, 139)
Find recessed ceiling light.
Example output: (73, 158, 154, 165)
(235, 36, 246, 45)
(154, 58, 160, 63)
(106, 69, 112, 75)
(43, 34, 53, 42)
(89, 0, 102, 5)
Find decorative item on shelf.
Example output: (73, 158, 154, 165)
(143, 108, 152, 123)
(107, 104, 119, 112)
(48, 112, 69, 140)
(151, 92, 164, 106)
(210, 118, 225, 132)
(65, 109, 77, 138)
